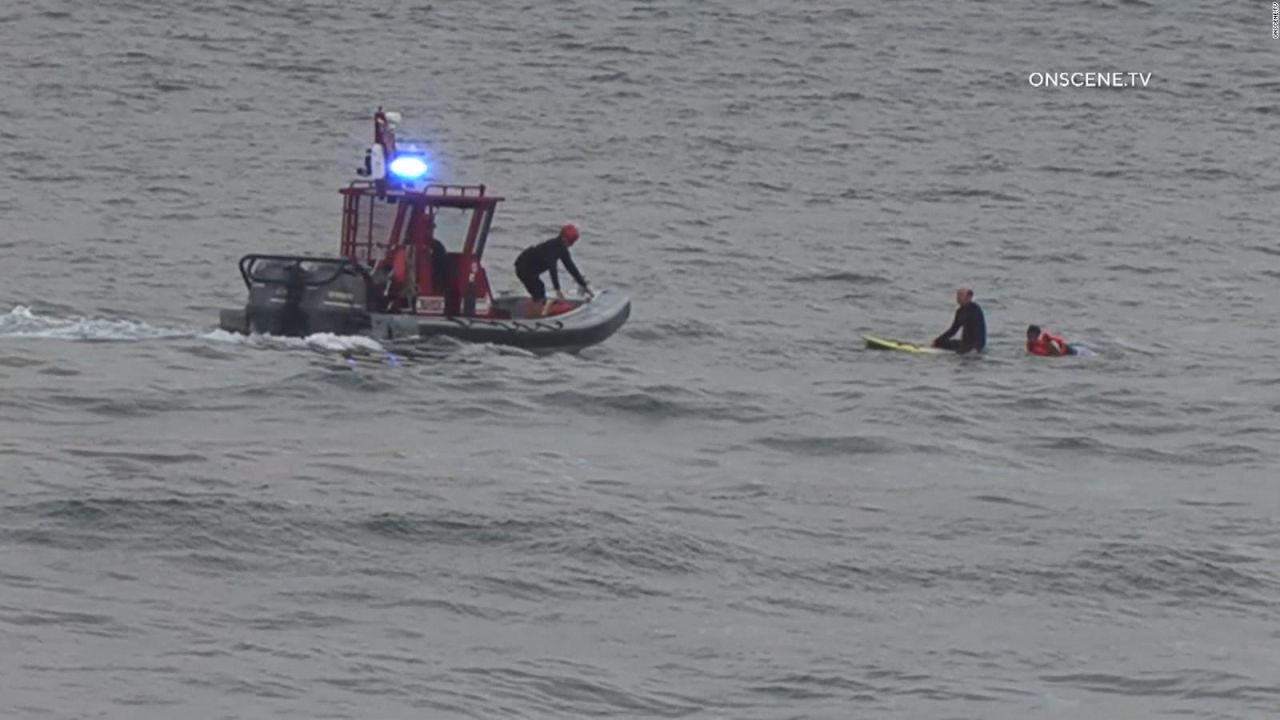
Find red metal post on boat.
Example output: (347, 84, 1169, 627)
(388, 199, 409, 266)
(459, 207, 485, 315)
(404, 200, 429, 297)
(340, 192, 355, 260)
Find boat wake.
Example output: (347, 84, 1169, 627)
(0, 306, 196, 342)
(205, 328, 388, 355)
(0, 306, 387, 356)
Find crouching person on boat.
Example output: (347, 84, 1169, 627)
(514, 224, 594, 316)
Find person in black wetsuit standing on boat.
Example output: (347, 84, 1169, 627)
(932, 287, 986, 353)
(514, 224, 593, 316)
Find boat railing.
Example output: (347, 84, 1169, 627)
(340, 181, 487, 198)
(424, 183, 486, 197)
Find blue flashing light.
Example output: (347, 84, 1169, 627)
(388, 155, 429, 180)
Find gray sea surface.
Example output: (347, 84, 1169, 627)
(2, 1, 1279, 718)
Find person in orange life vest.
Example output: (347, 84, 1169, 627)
(1026, 324, 1075, 356)
(514, 224, 593, 316)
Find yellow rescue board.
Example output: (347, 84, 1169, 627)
(863, 335, 947, 354)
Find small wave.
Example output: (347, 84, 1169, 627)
(1177, 497, 1249, 508)
(521, 526, 729, 576)
(0, 355, 44, 368)
(1039, 670, 1273, 699)
(454, 665, 701, 717)
(1102, 263, 1176, 275)
(914, 187, 1024, 203)
(359, 507, 741, 578)
(1070, 542, 1275, 608)
(758, 434, 906, 457)
(63, 448, 206, 464)
(620, 319, 730, 347)
(788, 270, 890, 284)
(539, 388, 684, 418)
(0, 496, 316, 563)
(538, 386, 782, 423)
(760, 536, 1278, 613)
(971, 494, 1048, 510)
(1024, 435, 1260, 467)
(748, 673, 875, 700)
(357, 511, 579, 546)
(242, 61, 333, 76)
(0, 608, 128, 636)
(1182, 167, 1236, 181)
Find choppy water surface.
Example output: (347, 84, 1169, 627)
(2, 1, 1279, 718)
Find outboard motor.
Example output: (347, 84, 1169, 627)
(278, 263, 310, 336)
(234, 255, 376, 337)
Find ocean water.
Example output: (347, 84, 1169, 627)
(2, 1, 1279, 718)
